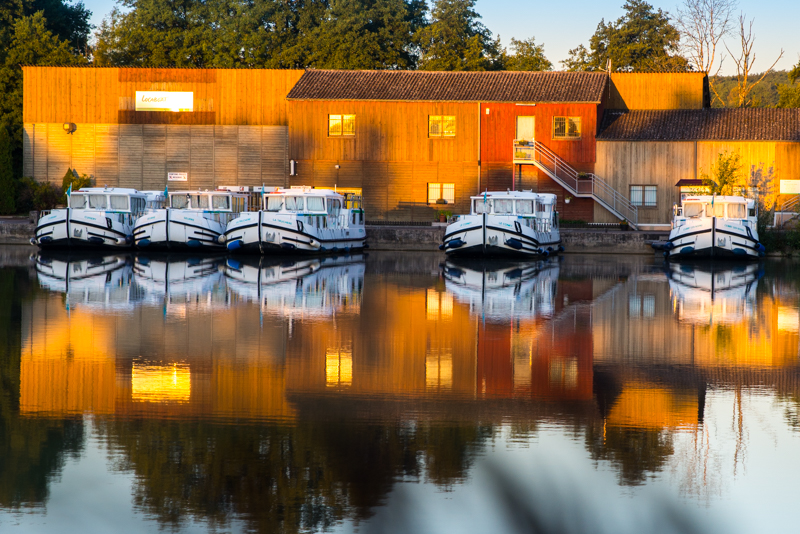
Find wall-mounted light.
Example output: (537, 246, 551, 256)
(485, 108, 490, 115)
(334, 164, 340, 170)
(62, 122, 75, 134)
(290, 160, 296, 176)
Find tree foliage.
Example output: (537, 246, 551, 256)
(504, 37, 552, 71)
(700, 150, 745, 195)
(415, 0, 501, 71)
(0, 127, 15, 215)
(563, 0, 688, 72)
(777, 60, 800, 108)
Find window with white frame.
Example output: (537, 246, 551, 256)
(328, 114, 355, 136)
(429, 115, 456, 137)
(553, 117, 581, 139)
(630, 185, 657, 207)
(428, 183, 455, 204)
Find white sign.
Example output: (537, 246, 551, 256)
(168, 172, 188, 182)
(135, 91, 193, 112)
(780, 180, 800, 195)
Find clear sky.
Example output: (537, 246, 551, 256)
(80, 0, 798, 76)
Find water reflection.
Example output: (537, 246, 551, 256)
(5, 253, 800, 532)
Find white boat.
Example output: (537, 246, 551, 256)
(664, 195, 765, 259)
(442, 258, 560, 320)
(440, 191, 562, 258)
(134, 189, 249, 250)
(221, 187, 366, 254)
(133, 255, 227, 308)
(32, 188, 162, 249)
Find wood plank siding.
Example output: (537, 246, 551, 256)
(288, 100, 480, 219)
(480, 102, 601, 220)
(595, 140, 800, 224)
(608, 73, 708, 110)
(23, 67, 304, 125)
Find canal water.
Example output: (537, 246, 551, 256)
(0, 248, 799, 533)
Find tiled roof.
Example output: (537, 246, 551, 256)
(598, 109, 800, 141)
(286, 70, 607, 103)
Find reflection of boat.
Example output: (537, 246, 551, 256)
(133, 255, 227, 306)
(441, 191, 561, 258)
(32, 188, 164, 249)
(665, 195, 764, 259)
(666, 262, 761, 324)
(222, 187, 367, 254)
(34, 252, 140, 309)
(442, 258, 560, 320)
(134, 189, 249, 250)
(223, 255, 365, 317)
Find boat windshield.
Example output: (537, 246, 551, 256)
(171, 195, 188, 209)
(285, 196, 304, 212)
(494, 199, 514, 214)
(706, 203, 725, 217)
(727, 203, 746, 218)
(516, 200, 533, 214)
(70, 194, 87, 208)
(683, 203, 703, 217)
(266, 196, 283, 212)
(88, 195, 107, 209)
(211, 195, 230, 210)
(307, 197, 325, 211)
(473, 199, 491, 214)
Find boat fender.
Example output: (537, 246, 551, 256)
(187, 239, 201, 247)
(732, 248, 747, 256)
(663, 251, 670, 258)
(217, 235, 226, 244)
(227, 239, 243, 251)
(438, 243, 446, 251)
(542, 249, 549, 257)
(40, 236, 53, 243)
(115, 237, 126, 245)
(680, 246, 694, 254)
(756, 243, 766, 253)
(139, 238, 151, 247)
(505, 238, 523, 250)
(281, 243, 296, 250)
(363, 242, 369, 249)
(88, 236, 104, 245)
(29, 237, 37, 246)
(226, 259, 242, 270)
(558, 245, 565, 253)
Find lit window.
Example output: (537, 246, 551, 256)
(328, 114, 355, 137)
(426, 350, 453, 390)
(426, 289, 453, 320)
(553, 117, 581, 139)
(326, 350, 352, 386)
(429, 115, 456, 137)
(427, 183, 455, 204)
(631, 185, 657, 207)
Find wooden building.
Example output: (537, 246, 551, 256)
(24, 66, 799, 225)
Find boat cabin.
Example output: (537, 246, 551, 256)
(68, 188, 149, 214)
(261, 187, 364, 227)
(675, 195, 756, 221)
(470, 192, 557, 218)
(169, 190, 249, 212)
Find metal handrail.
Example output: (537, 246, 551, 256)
(530, 141, 638, 227)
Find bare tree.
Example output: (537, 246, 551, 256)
(676, 0, 737, 105)
(725, 14, 784, 107)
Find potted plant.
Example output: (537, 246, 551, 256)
(437, 210, 452, 223)
(620, 220, 629, 231)
(435, 198, 447, 205)
(577, 172, 590, 180)
(564, 194, 572, 205)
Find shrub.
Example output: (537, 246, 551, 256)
(16, 177, 62, 212)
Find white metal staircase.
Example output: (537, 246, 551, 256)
(513, 141, 638, 229)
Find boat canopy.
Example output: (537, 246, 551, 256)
(169, 190, 248, 212)
(680, 195, 754, 220)
(469, 191, 557, 216)
(69, 187, 148, 212)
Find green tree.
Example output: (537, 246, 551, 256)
(504, 37, 552, 71)
(0, 127, 15, 215)
(305, 0, 427, 69)
(701, 150, 745, 195)
(777, 60, 800, 108)
(416, 0, 501, 71)
(0, 12, 86, 177)
(563, 0, 688, 72)
(0, 0, 91, 55)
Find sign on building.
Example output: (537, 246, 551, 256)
(168, 172, 188, 182)
(780, 180, 800, 195)
(135, 91, 194, 112)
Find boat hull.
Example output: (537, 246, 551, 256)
(33, 209, 134, 249)
(442, 214, 561, 258)
(667, 218, 762, 260)
(223, 212, 367, 254)
(134, 210, 227, 250)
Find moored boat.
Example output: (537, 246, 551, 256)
(31, 188, 157, 249)
(134, 188, 249, 250)
(440, 191, 562, 258)
(662, 195, 765, 259)
(221, 187, 366, 254)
